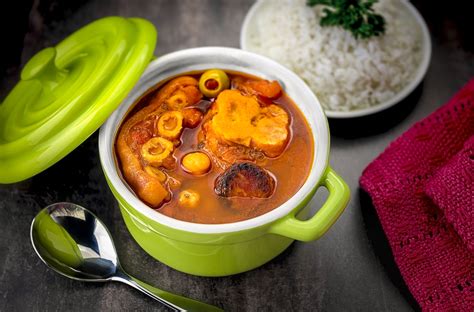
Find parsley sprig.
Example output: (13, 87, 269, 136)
(307, 0, 386, 39)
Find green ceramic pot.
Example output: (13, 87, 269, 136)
(98, 47, 350, 277)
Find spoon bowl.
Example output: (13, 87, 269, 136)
(31, 202, 222, 311)
(31, 202, 118, 281)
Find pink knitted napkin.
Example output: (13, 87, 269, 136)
(425, 135, 474, 253)
(360, 79, 474, 311)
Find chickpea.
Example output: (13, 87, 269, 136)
(181, 152, 211, 175)
(198, 69, 230, 98)
(157, 111, 183, 139)
(178, 189, 200, 208)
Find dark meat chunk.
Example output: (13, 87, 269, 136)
(214, 162, 275, 198)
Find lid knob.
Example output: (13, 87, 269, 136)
(21, 47, 58, 81)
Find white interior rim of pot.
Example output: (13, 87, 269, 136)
(240, 0, 432, 119)
(99, 47, 330, 234)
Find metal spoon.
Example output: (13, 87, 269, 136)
(30, 202, 222, 312)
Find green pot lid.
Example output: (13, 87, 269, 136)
(0, 17, 157, 183)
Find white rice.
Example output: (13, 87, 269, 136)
(245, 0, 423, 112)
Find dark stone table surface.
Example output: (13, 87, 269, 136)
(1, 1, 473, 311)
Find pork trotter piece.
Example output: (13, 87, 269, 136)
(150, 76, 202, 110)
(116, 76, 202, 208)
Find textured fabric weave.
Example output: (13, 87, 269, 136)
(360, 79, 474, 311)
(425, 135, 474, 253)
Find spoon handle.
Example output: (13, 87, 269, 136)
(113, 269, 223, 312)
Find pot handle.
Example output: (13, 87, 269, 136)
(268, 167, 350, 242)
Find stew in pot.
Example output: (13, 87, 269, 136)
(116, 70, 314, 224)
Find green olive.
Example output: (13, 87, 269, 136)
(198, 69, 230, 98)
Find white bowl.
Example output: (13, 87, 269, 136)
(240, 0, 432, 119)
